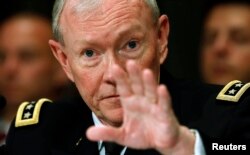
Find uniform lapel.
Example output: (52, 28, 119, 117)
(67, 101, 99, 155)
(48, 99, 99, 155)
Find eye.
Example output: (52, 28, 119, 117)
(126, 40, 138, 50)
(202, 32, 216, 47)
(128, 40, 137, 49)
(80, 49, 101, 67)
(119, 39, 143, 58)
(19, 49, 38, 62)
(83, 49, 95, 58)
(232, 34, 250, 45)
(123, 40, 140, 53)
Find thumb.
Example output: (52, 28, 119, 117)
(86, 126, 121, 142)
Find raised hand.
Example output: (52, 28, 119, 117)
(86, 60, 195, 155)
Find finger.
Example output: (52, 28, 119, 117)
(86, 126, 121, 142)
(112, 64, 132, 97)
(157, 85, 172, 111)
(126, 60, 144, 95)
(142, 69, 158, 104)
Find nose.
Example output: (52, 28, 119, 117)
(2, 56, 19, 78)
(212, 36, 229, 57)
(102, 53, 126, 84)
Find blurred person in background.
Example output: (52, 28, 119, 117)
(200, 0, 250, 85)
(0, 12, 70, 144)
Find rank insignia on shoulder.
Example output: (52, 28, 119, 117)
(15, 98, 52, 127)
(216, 80, 250, 102)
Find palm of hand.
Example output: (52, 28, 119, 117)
(87, 60, 180, 151)
(120, 95, 179, 149)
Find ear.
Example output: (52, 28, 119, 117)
(49, 40, 74, 82)
(157, 15, 169, 64)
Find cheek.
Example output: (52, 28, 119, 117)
(74, 72, 97, 96)
(201, 51, 213, 67)
(27, 66, 54, 93)
(202, 50, 212, 60)
(139, 48, 160, 80)
(71, 66, 103, 109)
(23, 62, 53, 83)
(229, 54, 250, 82)
(232, 53, 250, 71)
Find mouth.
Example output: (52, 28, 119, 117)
(212, 66, 228, 75)
(100, 94, 120, 100)
(98, 94, 121, 108)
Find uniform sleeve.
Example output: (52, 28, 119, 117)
(194, 82, 250, 155)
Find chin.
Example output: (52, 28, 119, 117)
(103, 107, 124, 127)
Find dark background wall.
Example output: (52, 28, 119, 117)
(157, 0, 203, 80)
(0, 0, 54, 22)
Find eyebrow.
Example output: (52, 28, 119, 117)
(115, 24, 144, 42)
(73, 23, 145, 51)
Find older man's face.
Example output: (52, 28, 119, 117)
(51, 0, 168, 126)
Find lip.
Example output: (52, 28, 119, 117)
(99, 95, 120, 101)
(212, 67, 228, 75)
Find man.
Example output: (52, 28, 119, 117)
(2, 0, 250, 155)
(0, 13, 70, 144)
(200, 0, 250, 85)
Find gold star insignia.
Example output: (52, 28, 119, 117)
(217, 80, 250, 102)
(228, 89, 236, 95)
(235, 83, 243, 87)
(24, 112, 32, 119)
(26, 104, 34, 110)
(15, 98, 52, 127)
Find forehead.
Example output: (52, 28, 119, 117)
(3, 16, 50, 31)
(0, 17, 52, 58)
(206, 4, 250, 28)
(64, 0, 149, 17)
(0, 17, 52, 42)
(60, 0, 153, 42)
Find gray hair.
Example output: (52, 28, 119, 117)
(52, 0, 160, 44)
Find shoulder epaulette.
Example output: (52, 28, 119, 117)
(15, 98, 52, 127)
(216, 80, 250, 102)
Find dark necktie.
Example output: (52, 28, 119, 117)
(103, 142, 124, 155)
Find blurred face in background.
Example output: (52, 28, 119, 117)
(201, 4, 250, 85)
(0, 15, 60, 106)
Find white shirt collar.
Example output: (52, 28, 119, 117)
(91, 112, 127, 155)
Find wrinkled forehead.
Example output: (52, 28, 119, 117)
(64, 0, 147, 13)
(61, 0, 151, 25)
(59, 0, 153, 45)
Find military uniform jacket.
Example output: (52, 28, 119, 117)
(1, 72, 250, 155)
